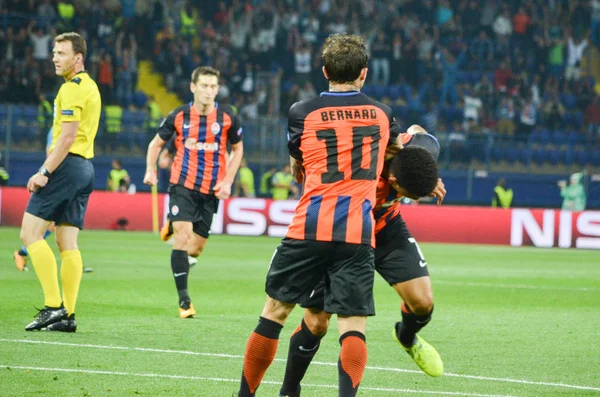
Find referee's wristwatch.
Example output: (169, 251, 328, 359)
(38, 166, 51, 177)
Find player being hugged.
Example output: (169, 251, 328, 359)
(278, 127, 446, 397)
(144, 66, 244, 319)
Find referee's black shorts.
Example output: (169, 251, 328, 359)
(26, 153, 95, 229)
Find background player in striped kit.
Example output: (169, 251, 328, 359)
(143, 66, 244, 318)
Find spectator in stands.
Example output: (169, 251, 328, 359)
(475, 74, 495, 109)
(371, 30, 392, 86)
(259, 166, 277, 198)
(294, 43, 312, 85)
(494, 61, 511, 93)
(559, 172, 586, 211)
(496, 96, 516, 135)
(56, 1, 77, 33)
(471, 31, 494, 71)
(298, 81, 316, 102)
(548, 35, 566, 77)
(480, 0, 498, 36)
(0, 153, 8, 186)
(593, 0, 600, 47)
(438, 44, 467, 106)
(585, 95, 600, 135)
(565, 35, 588, 81)
(28, 22, 52, 64)
(146, 95, 162, 134)
(519, 96, 537, 138)
(37, 94, 52, 144)
(37, 0, 57, 26)
(98, 52, 114, 104)
(493, 7, 513, 37)
(463, 84, 483, 125)
(492, 178, 513, 208)
(235, 158, 256, 198)
(436, 0, 454, 28)
(115, 32, 137, 107)
(107, 159, 131, 193)
(512, 6, 532, 50)
(543, 94, 565, 130)
(272, 164, 297, 200)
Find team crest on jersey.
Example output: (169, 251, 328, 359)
(171, 205, 179, 216)
(211, 122, 221, 135)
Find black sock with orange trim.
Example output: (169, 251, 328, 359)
(396, 302, 433, 347)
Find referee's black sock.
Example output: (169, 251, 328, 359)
(171, 249, 190, 306)
(396, 302, 433, 347)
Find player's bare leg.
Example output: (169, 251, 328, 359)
(172, 221, 197, 318)
(239, 297, 294, 396)
(392, 276, 443, 376)
(20, 213, 66, 330)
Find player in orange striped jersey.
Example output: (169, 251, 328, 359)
(143, 66, 244, 319)
(279, 129, 446, 397)
(238, 34, 405, 397)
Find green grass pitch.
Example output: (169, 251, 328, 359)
(1, 227, 599, 396)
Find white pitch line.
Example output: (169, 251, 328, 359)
(0, 364, 516, 397)
(434, 280, 598, 292)
(2, 339, 599, 392)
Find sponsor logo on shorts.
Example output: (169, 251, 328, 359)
(419, 260, 427, 267)
(173, 272, 187, 277)
(171, 205, 179, 216)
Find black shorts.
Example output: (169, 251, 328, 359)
(266, 238, 375, 316)
(167, 184, 218, 238)
(25, 154, 94, 229)
(301, 215, 429, 311)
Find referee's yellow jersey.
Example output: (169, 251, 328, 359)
(50, 71, 101, 159)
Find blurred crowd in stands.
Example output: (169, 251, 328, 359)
(1, 0, 600, 166)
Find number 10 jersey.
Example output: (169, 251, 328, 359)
(286, 91, 402, 247)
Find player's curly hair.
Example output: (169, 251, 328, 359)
(389, 146, 439, 198)
(321, 34, 368, 84)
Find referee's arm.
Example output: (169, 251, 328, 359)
(42, 121, 79, 172)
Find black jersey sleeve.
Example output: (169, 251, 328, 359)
(287, 101, 305, 160)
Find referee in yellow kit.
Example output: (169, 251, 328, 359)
(20, 32, 101, 333)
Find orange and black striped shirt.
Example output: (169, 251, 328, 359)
(285, 91, 402, 247)
(158, 102, 242, 194)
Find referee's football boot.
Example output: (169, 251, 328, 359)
(45, 314, 77, 332)
(25, 305, 68, 331)
(393, 323, 443, 377)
